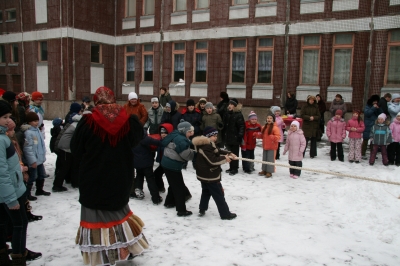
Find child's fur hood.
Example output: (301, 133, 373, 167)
(192, 135, 211, 147)
(19, 124, 31, 132)
(231, 103, 242, 113)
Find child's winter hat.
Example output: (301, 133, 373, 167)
(26, 112, 39, 123)
(7, 119, 16, 132)
(205, 102, 213, 109)
(267, 113, 276, 122)
(397, 112, 400, 117)
(335, 109, 343, 116)
(151, 97, 159, 103)
(31, 91, 43, 101)
(82, 96, 91, 103)
(378, 113, 387, 120)
(248, 111, 257, 120)
(391, 93, 400, 100)
(220, 91, 229, 100)
(2, 91, 17, 103)
(128, 92, 138, 100)
(270, 106, 281, 114)
(186, 99, 195, 107)
(199, 98, 207, 104)
(70, 102, 82, 113)
(291, 120, 300, 129)
(177, 119, 194, 135)
(229, 98, 238, 107)
(160, 127, 167, 134)
(203, 126, 218, 138)
(0, 100, 12, 117)
(352, 109, 361, 116)
(52, 118, 63, 127)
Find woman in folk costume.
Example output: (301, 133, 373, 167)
(71, 87, 148, 266)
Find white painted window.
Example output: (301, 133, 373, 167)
(173, 43, 185, 82)
(126, 0, 136, 17)
(230, 39, 247, 83)
(301, 36, 320, 85)
(257, 38, 273, 84)
(194, 41, 207, 82)
(175, 0, 186, 11)
(144, 0, 155, 15)
(386, 30, 400, 85)
(331, 34, 353, 85)
(35, 0, 48, 24)
(196, 0, 209, 9)
(125, 46, 135, 82)
(143, 44, 154, 82)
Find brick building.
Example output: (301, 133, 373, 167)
(0, 0, 399, 118)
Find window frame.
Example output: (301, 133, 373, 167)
(300, 35, 321, 85)
(0, 11, 3, 23)
(125, 0, 136, 18)
(6, 9, 17, 22)
(330, 33, 354, 86)
(384, 30, 400, 85)
(232, 0, 249, 5)
(125, 45, 136, 82)
(0, 45, 5, 63)
(256, 37, 274, 85)
(193, 41, 208, 83)
(174, 0, 187, 12)
(90, 43, 102, 64)
(172, 42, 186, 83)
(195, 0, 210, 9)
(143, 0, 155, 15)
(230, 39, 247, 84)
(38, 41, 48, 62)
(142, 44, 154, 82)
(11, 43, 18, 63)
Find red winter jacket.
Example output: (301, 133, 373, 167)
(241, 121, 262, 150)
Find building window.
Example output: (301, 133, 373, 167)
(11, 44, 18, 63)
(256, 38, 273, 84)
(194, 41, 207, 82)
(0, 11, 3, 22)
(0, 46, 5, 63)
(173, 43, 185, 82)
(6, 9, 17, 21)
(230, 39, 246, 83)
(144, 0, 155, 15)
(143, 44, 153, 82)
(125, 46, 135, 82)
(196, 0, 209, 9)
(331, 33, 353, 86)
(300, 35, 320, 85)
(233, 0, 248, 5)
(259, 0, 276, 2)
(126, 0, 136, 17)
(39, 41, 48, 62)
(91, 43, 101, 63)
(175, 0, 186, 11)
(386, 29, 400, 85)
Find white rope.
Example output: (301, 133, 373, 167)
(231, 157, 400, 186)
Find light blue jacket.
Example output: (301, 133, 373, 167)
(24, 125, 46, 166)
(0, 125, 26, 208)
(388, 101, 400, 122)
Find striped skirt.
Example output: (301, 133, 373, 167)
(75, 204, 149, 266)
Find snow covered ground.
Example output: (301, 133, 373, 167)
(26, 121, 400, 266)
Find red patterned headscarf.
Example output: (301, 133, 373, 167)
(16, 92, 31, 108)
(85, 87, 130, 147)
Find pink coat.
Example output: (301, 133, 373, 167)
(346, 118, 365, 139)
(275, 115, 285, 142)
(326, 117, 346, 143)
(283, 129, 306, 161)
(390, 119, 400, 142)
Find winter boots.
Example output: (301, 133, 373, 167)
(10, 252, 27, 266)
(25, 201, 42, 222)
(0, 246, 11, 266)
(25, 184, 37, 201)
(35, 179, 51, 196)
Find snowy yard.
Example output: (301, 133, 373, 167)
(26, 121, 400, 266)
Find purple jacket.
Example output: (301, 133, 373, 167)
(283, 129, 306, 161)
(275, 115, 285, 142)
(326, 117, 346, 143)
(390, 119, 400, 142)
(346, 118, 365, 139)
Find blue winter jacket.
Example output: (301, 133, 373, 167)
(161, 130, 195, 172)
(363, 104, 383, 139)
(132, 131, 162, 169)
(23, 125, 46, 166)
(0, 125, 26, 208)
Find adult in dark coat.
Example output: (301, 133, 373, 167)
(222, 98, 245, 175)
(362, 94, 383, 157)
(160, 100, 182, 129)
(329, 94, 347, 118)
(285, 92, 298, 115)
(301, 95, 320, 158)
(182, 99, 202, 136)
(216, 92, 230, 123)
(159, 87, 173, 108)
(316, 94, 326, 141)
(379, 93, 392, 118)
(71, 87, 148, 265)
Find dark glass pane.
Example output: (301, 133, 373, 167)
(144, 71, 153, 81)
(12, 44, 18, 62)
(196, 41, 207, 49)
(195, 53, 207, 82)
(41, 42, 48, 61)
(144, 55, 153, 81)
(0, 12, 3, 21)
(196, 71, 206, 82)
(303, 36, 320, 46)
(144, 44, 153, 51)
(174, 71, 184, 82)
(387, 46, 400, 84)
(126, 56, 135, 81)
(233, 39, 246, 48)
(91, 44, 100, 63)
(259, 38, 273, 47)
(391, 30, 400, 42)
(126, 46, 135, 52)
(335, 34, 352, 45)
(232, 71, 245, 83)
(174, 43, 185, 50)
(8, 10, 16, 20)
(0, 46, 5, 63)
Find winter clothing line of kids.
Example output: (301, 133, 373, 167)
(161, 120, 195, 217)
(241, 111, 261, 174)
(326, 109, 346, 162)
(346, 110, 365, 163)
(71, 87, 148, 266)
(388, 112, 400, 166)
(369, 113, 392, 166)
(192, 127, 237, 220)
(23, 112, 51, 198)
(283, 120, 306, 179)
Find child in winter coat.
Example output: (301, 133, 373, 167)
(23, 112, 51, 199)
(154, 123, 173, 192)
(270, 106, 285, 159)
(241, 111, 261, 174)
(192, 126, 237, 220)
(256, 114, 281, 178)
(369, 113, 392, 166)
(144, 97, 164, 134)
(388, 112, 400, 166)
(201, 102, 223, 146)
(346, 110, 365, 163)
(326, 109, 347, 161)
(283, 120, 306, 179)
(182, 99, 202, 137)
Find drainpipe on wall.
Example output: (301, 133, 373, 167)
(113, 0, 117, 96)
(19, 0, 26, 92)
(281, 0, 290, 108)
(159, 0, 165, 90)
(363, 0, 375, 107)
(72, 0, 76, 101)
(60, 0, 64, 102)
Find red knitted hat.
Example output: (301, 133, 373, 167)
(31, 91, 43, 101)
